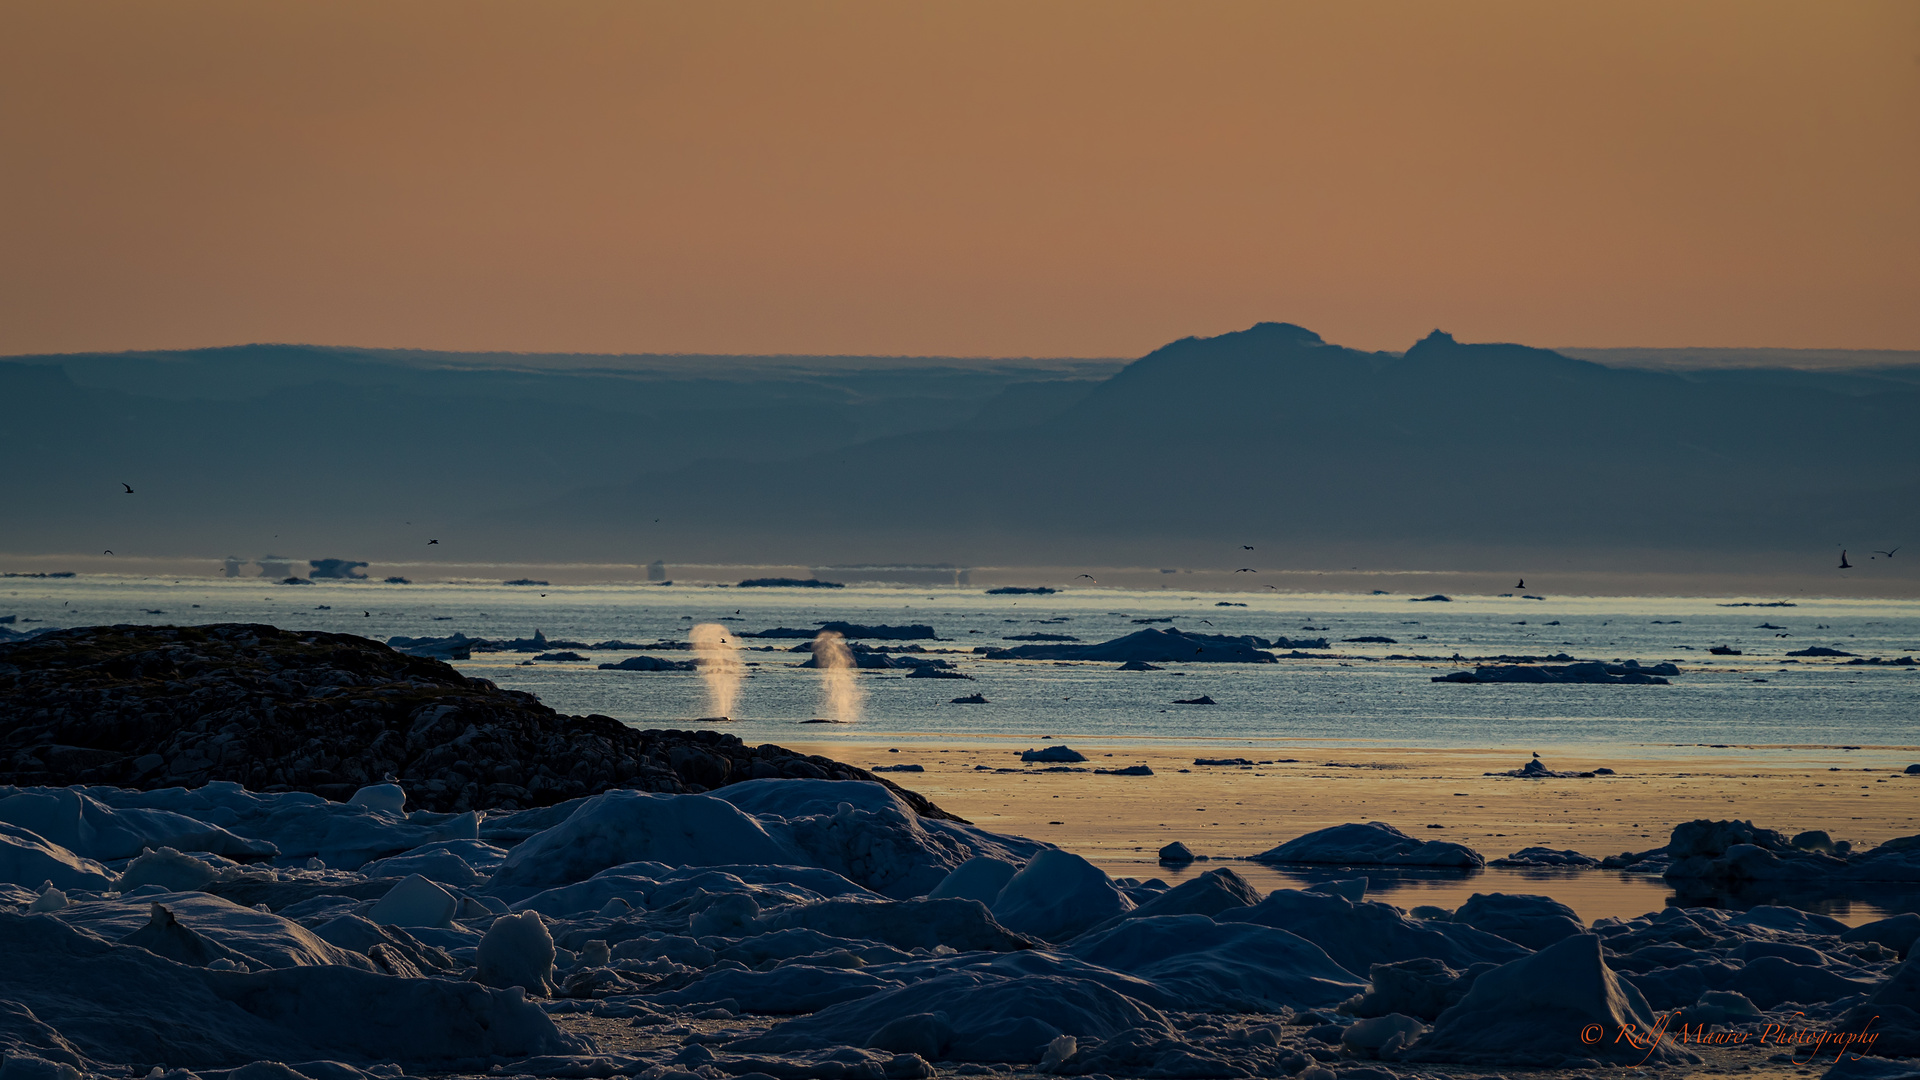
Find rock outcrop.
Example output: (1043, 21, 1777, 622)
(0, 624, 958, 819)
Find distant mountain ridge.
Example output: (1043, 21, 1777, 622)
(2, 326, 1914, 572)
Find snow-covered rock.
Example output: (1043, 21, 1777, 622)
(1254, 821, 1485, 869)
(990, 849, 1132, 942)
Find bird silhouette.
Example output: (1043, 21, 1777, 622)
(1077, 574, 1098, 583)
(1873, 547, 1900, 559)
(1235, 568, 1255, 573)
(363, 611, 370, 617)
(1242, 545, 1254, 551)
(1200, 619, 1212, 625)
(1516, 579, 1525, 589)
(1839, 550, 1852, 569)
(428, 539, 439, 545)
(1265, 584, 1277, 590)
(120, 483, 134, 494)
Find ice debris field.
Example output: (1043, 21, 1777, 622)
(4, 779, 1920, 1080)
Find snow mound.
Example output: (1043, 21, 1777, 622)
(117, 847, 217, 892)
(1068, 914, 1365, 1011)
(0, 912, 578, 1068)
(734, 971, 1173, 1064)
(990, 849, 1132, 942)
(488, 790, 797, 891)
(755, 897, 1031, 952)
(1254, 821, 1485, 869)
(477, 910, 555, 996)
(359, 840, 503, 888)
(0, 823, 115, 892)
(926, 856, 1018, 906)
(54, 891, 374, 971)
(0, 789, 277, 862)
(1405, 933, 1697, 1067)
(1219, 888, 1529, 978)
(345, 784, 405, 814)
(365, 874, 458, 929)
(1451, 892, 1585, 950)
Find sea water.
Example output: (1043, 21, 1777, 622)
(7, 576, 1916, 760)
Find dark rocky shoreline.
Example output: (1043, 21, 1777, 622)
(0, 623, 960, 819)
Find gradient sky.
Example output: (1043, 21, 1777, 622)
(3, 1, 1916, 358)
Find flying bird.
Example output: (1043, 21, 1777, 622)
(427, 539, 439, 545)
(1839, 550, 1852, 569)
(1516, 579, 1525, 589)
(120, 483, 134, 494)
(103, 549, 112, 555)
(1242, 545, 1254, 551)
(1077, 574, 1097, 582)
(363, 611, 370, 617)
(1873, 548, 1900, 559)
(1235, 568, 1255, 573)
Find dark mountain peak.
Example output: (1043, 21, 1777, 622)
(1415, 329, 1458, 349)
(1224, 321, 1327, 349)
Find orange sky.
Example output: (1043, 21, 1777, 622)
(2, 1, 1915, 357)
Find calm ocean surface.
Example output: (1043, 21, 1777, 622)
(8, 577, 1917, 760)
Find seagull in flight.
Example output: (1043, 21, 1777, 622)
(1077, 574, 1097, 583)
(1873, 547, 1900, 559)
(1242, 545, 1253, 551)
(363, 611, 370, 617)
(120, 483, 134, 494)
(1839, 550, 1852, 569)
(1235, 568, 1255, 573)
(1516, 579, 1525, 589)
(103, 549, 112, 555)
(428, 539, 439, 545)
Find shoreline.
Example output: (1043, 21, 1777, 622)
(789, 739, 1920, 882)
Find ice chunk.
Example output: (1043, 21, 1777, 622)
(53, 891, 374, 971)
(1068, 914, 1365, 1011)
(990, 849, 1131, 942)
(1405, 933, 1698, 1066)
(118, 847, 218, 893)
(0, 912, 581, 1067)
(1451, 892, 1585, 950)
(1082, 867, 1262, 936)
(488, 791, 797, 890)
(734, 971, 1174, 1063)
(0, 822, 115, 892)
(756, 897, 1031, 952)
(927, 857, 1018, 906)
(1255, 821, 1485, 869)
(365, 874, 458, 929)
(644, 964, 892, 1013)
(27, 884, 68, 912)
(118, 902, 258, 968)
(345, 784, 405, 815)
(477, 910, 555, 996)
(360, 840, 505, 887)
(0, 789, 277, 862)
(1220, 888, 1529, 978)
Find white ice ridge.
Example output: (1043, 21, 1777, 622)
(2, 778, 1918, 1079)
